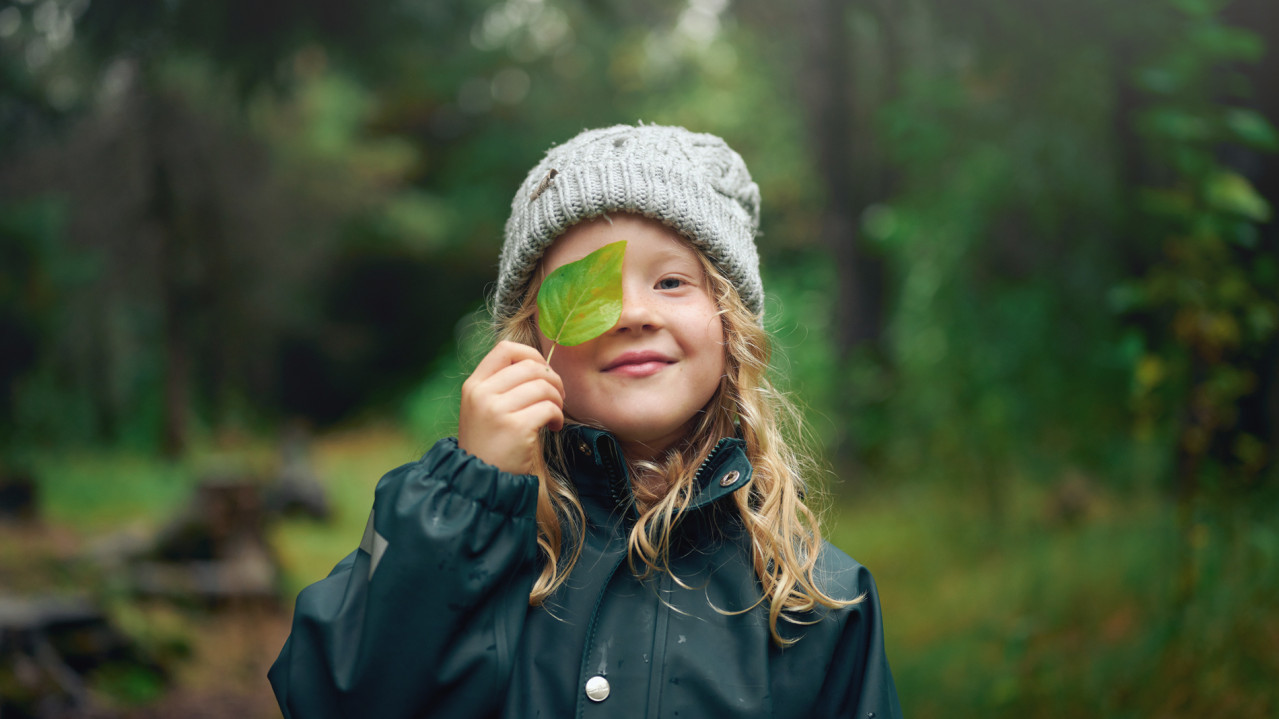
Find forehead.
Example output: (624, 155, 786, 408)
(541, 213, 702, 272)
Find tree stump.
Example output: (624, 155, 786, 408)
(131, 477, 279, 605)
(0, 467, 38, 524)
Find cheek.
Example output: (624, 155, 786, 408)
(693, 313, 727, 384)
(711, 313, 726, 347)
(710, 320, 729, 386)
(702, 311, 726, 358)
(548, 345, 591, 396)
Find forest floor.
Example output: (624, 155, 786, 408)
(5, 422, 1276, 718)
(117, 606, 287, 719)
(0, 424, 418, 718)
(0, 522, 288, 719)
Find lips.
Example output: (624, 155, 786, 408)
(602, 350, 676, 377)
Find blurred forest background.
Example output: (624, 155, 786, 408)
(1, 0, 1276, 716)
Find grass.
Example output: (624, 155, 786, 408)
(826, 474, 1279, 718)
(14, 422, 1278, 718)
(268, 423, 426, 598)
(30, 452, 198, 533)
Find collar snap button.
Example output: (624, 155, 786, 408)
(577, 440, 591, 455)
(719, 470, 740, 487)
(585, 675, 610, 702)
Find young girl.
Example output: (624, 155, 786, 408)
(270, 124, 901, 718)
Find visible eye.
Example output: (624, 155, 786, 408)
(656, 277, 685, 290)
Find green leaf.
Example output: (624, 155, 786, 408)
(1205, 171, 1272, 222)
(536, 240, 626, 360)
(1135, 68, 1183, 96)
(1224, 109, 1279, 151)
(1171, 0, 1215, 18)
(1190, 24, 1264, 62)
(1141, 108, 1213, 142)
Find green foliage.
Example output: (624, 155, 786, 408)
(30, 449, 197, 531)
(832, 477, 1279, 718)
(403, 353, 467, 444)
(1123, 2, 1278, 494)
(0, 197, 103, 446)
(848, 22, 1135, 488)
(89, 663, 168, 707)
(764, 254, 844, 451)
(536, 240, 626, 360)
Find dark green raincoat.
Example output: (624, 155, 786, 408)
(270, 426, 901, 718)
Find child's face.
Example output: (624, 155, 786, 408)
(538, 214, 726, 461)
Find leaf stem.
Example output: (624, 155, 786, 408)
(545, 344, 557, 364)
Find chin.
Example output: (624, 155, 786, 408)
(601, 420, 666, 441)
(610, 418, 694, 448)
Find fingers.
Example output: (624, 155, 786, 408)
(513, 400, 564, 433)
(469, 340, 548, 383)
(486, 376, 564, 416)
(463, 342, 564, 410)
(482, 358, 565, 400)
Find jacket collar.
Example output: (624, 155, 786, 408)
(558, 425, 753, 518)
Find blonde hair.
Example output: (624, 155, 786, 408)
(493, 239, 861, 646)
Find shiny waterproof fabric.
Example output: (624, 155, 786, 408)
(270, 426, 901, 718)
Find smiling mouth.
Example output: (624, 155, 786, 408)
(603, 351, 676, 377)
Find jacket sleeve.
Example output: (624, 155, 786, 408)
(269, 438, 541, 719)
(815, 561, 903, 719)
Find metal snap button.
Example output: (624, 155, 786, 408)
(585, 675, 610, 702)
(577, 439, 591, 455)
(719, 470, 740, 487)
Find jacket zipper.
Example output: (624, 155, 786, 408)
(690, 437, 731, 487)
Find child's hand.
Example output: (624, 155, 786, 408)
(458, 340, 565, 475)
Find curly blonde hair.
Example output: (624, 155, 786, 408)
(493, 236, 860, 646)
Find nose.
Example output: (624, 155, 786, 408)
(614, 280, 660, 333)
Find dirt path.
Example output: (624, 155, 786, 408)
(122, 606, 290, 719)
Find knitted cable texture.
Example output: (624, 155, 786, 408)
(495, 124, 763, 321)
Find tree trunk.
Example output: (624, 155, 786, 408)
(147, 88, 192, 457)
(797, 0, 889, 362)
(794, 0, 899, 473)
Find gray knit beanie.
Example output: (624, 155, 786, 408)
(494, 123, 763, 322)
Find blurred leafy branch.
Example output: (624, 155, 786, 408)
(1119, 1, 1277, 506)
